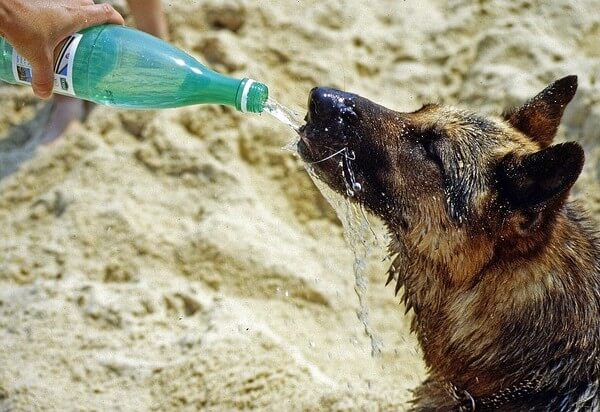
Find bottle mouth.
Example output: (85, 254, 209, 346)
(236, 78, 269, 113)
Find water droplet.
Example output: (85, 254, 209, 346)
(342, 150, 362, 197)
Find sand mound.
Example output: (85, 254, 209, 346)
(1, 0, 599, 410)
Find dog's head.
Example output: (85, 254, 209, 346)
(299, 76, 584, 283)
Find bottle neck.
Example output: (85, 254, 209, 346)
(235, 78, 268, 113)
(185, 69, 268, 113)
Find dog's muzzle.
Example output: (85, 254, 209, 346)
(301, 87, 359, 139)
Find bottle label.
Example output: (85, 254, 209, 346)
(12, 33, 83, 96)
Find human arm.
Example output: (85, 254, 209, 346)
(0, 0, 124, 99)
(126, 0, 168, 40)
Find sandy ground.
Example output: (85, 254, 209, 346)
(1, 0, 599, 411)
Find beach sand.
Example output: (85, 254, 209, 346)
(0, 1, 599, 410)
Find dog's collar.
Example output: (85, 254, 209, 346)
(447, 376, 545, 411)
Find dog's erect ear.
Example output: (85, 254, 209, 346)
(497, 142, 584, 210)
(503, 75, 578, 148)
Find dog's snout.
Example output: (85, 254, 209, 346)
(308, 87, 357, 123)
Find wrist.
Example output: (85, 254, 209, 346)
(0, 0, 19, 39)
(0, 1, 8, 36)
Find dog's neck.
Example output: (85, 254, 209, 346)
(387, 201, 600, 397)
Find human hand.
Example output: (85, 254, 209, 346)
(0, 0, 124, 99)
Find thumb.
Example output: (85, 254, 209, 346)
(29, 49, 55, 99)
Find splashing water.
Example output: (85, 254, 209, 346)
(306, 166, 384, 357)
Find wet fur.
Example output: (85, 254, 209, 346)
(298, 76, 600, 411)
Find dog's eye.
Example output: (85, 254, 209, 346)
(416, 133, 444, 172)
(416, 133, 439, 160)
(422, 139, 437, 158)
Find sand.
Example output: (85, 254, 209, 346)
(0, 0, 599, 410)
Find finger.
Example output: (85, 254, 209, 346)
(29, 50, 55, 99)
(70, 3, 125, 33)
(86, 3, 125, 25)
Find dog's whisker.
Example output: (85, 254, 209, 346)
(308, 147, 347, 164)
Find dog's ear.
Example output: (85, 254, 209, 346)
(503, 75, 577, 148)
(497, 142, 584, 211)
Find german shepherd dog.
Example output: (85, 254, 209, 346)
(298, 76, 600, 411)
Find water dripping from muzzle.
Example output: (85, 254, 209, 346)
(342, 149, 362, 197)
(303, 166, 384, 357)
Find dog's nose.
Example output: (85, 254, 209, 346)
(307, 87, 357, 123)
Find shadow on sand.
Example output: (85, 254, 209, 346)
(0, 100, 56, 180)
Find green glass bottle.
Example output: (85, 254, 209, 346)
(0, 25, 268, 113)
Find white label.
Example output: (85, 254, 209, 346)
(12, 33, 83, 96)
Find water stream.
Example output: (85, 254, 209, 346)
(308, 173, 384, 357)
(266, 98, 383, 356)
(263, 98, 303, 131)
